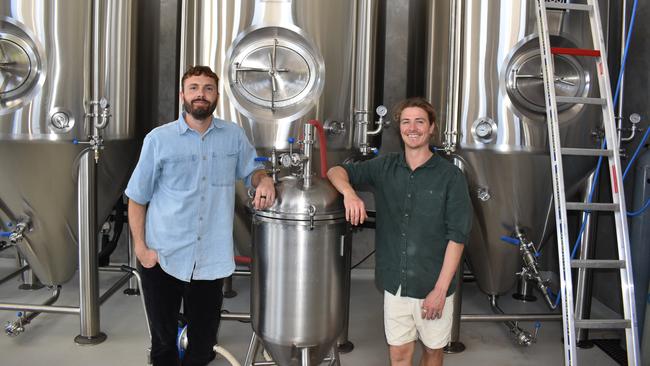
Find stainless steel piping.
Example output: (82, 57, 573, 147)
(461, 314, 562, 322)
(0, 303, 79, 314)
(4, 286, 61, 336)
(489, 295, 536, 346)
(303, 123, 314, 188)
(353, 0, 378, 154)
(617, 0, 628, 143)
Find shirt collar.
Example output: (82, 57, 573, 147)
(177, 113, 224, 135)
(398, 150, 441, 169)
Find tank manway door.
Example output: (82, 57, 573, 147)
(225, 27, 325, 121)
(0, 28, 41, 113)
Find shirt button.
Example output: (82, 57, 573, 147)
(203, 156, 207, 160)
(202, 176, 206, 181)
(199, 217, 203, 221)
(407, 194, 411, 198)
(401, 233, 406, 237)
(404, 213, 409, 217)
(201, 196, 205, 201)
(197, 236, 201, 241)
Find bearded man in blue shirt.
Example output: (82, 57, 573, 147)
(126, 66, 275, 366)
(328, 97, 472, 366)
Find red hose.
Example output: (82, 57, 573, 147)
(307, 120, 328, 178)
(235, 255, 252, 265)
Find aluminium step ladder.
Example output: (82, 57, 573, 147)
(534, 0, 640, 365)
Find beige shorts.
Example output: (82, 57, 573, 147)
(384, 286, 454, 350)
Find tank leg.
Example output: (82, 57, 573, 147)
(512, 274, 537, 302)
(328, 344, 341, 366)
(300, 347, 311, 366)
(74, 151, 106, 345)
(244, 332, 260, 366)
(338, 233, 354, 353)
(444, 258, 465, 354)
(223, 275, 237, 298)
(16, 254, 43, 290)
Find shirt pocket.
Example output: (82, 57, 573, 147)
(211, 151, 238, 186)
(413, 189, 445, 219)
(160, 154, 198, 191)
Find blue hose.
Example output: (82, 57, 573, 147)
(0, 232, 11, 238)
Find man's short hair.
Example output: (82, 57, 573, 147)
(181, 65, 219, 90)
(392, 97, 437, 126)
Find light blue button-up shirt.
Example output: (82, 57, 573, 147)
(125, 114, 263, 282)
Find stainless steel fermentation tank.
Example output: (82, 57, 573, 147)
(0, 0, 138, 286)
(427, 0, 602, 295)
(250, 124, 350, 366)
(180, 0, 382, 256)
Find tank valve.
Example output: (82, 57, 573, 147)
(477, 187, 491, 201)
(501, 234, 556, 309)
(4, 314, 25, 337)
(6, 220, 30, 244)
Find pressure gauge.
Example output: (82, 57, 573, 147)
(471, 117, 497, 143)
(629, 113, 642, 125)
(376, 105, 388, 117)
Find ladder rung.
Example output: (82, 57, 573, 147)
(551, 47, 601, 57)
(561, 148, 612, 157)
(575, 319, 631, 329)
(566, 202, 619, 212)
(556, 96, 606, 105)
(571, 260, 626, 269)
(544, 3, 592, 12)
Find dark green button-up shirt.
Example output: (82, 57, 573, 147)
(343, 152, 472, 298)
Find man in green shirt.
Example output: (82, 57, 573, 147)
(327, 97, 472, 366)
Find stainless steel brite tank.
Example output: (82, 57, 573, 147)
(426, 0, 601, 294)
(0, 0, 138, 285)
(252, 175, 348, 366)
(180, 0, 378, 256)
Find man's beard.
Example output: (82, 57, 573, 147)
(183, 98, 217, 120)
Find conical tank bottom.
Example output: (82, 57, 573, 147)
(262, 339, 334, 366)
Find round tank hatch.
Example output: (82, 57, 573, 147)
(225, 26, 325, 121)
(505, 36, 589, 116)
(234, 40, 311, 109)
(0, 38, 32, 96)
(0, 21, 43, 114)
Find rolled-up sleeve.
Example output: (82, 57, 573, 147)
(342, 156, 385, 188)
(125, 135, 159, 205)
(236, 129, 264, 187)
(444, 169, 473, 245)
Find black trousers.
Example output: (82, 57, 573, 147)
(139, 263, 224, 366)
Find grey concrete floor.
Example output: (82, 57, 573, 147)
(0, 260, 620, 366)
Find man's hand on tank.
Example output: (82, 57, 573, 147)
(343, 193, 367, 225)
(254, 176, 276, 210)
